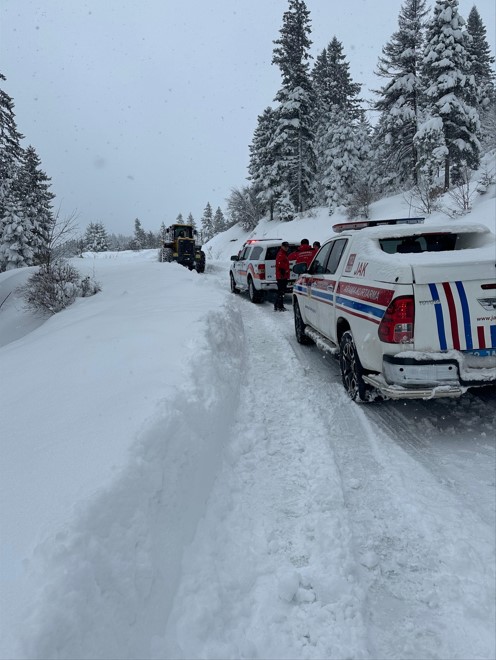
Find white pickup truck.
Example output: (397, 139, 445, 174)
(292, 218, 496, 401)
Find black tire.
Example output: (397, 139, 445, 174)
(248, 278, 263, 303)
(196, 251, 206, 273)
(230, 273, 240, 293)
(162, 247, 173, 263)
(294, 300, 313, 344)
(339, 330, 372, 402)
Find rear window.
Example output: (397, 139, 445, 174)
(249, 246, 263, 260)
(265, 244, 298, 260)
(379, 233, 457, 254)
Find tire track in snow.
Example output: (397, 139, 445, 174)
(162, 300, 370, 660)
(277, 320, 495, 660)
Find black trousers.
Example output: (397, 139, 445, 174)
(275, 279, 288, 309)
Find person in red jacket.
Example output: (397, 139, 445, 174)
(274, 241, 291, 311)
(288, 238, 314, 266)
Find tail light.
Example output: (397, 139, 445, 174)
(257, 264, 266, 279)
(378, 296, 415, 343)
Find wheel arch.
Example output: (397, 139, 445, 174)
(336, 316, 351, 345)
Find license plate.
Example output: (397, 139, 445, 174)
(464, 348, 496, 357)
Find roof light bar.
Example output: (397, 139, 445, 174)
(246, 238, 283, 243)
(332, 218, 425, 233)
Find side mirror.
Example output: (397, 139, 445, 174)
(230, 255, 239, 261)
(293, 262, 307, 274)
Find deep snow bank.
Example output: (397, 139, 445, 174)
(19, 302, 245, 659)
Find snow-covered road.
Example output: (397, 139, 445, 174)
(2, 258, 494, 660)
(162, 265, 496, 659)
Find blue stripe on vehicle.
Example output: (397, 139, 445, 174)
(455, 281, 473, 350)
(429, 283, 447, 351)
(312, 289, 334, 304)
(491, 325, 496, 348)
(335, 295, 384, 319)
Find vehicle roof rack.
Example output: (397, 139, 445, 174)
(332, 217, 425, 233)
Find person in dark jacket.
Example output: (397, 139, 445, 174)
(311, 241, 321, 259)
(274, 241, 291, 311)
(288, 238, 314, 266)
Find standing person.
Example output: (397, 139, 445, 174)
(288, 238, 314, 266)
(312, 241, 321, 258)
(274, 241, 291, 311)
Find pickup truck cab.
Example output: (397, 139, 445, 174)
(292, 218, 496, 401)
(230, 239, 299, 303)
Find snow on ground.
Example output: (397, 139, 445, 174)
(0, 252, 243, 658)
(0, 166, 495, 659)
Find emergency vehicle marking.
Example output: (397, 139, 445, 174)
(429, 281, 495, 352)
(337, 282, 394, 307)
(312, 289, 334, 304)
(454, 281, 473, 350)
(247, 264, 263, 280)
(443, 282, 461, 350)
(428, 283, 448, 350)
(345, 254, 356, 273)
(476, 326, 495, 349)
(353, 261, 368, 277)
(294, 282, 309, 296)
(335, 296, 385, 320)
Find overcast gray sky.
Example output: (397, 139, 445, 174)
(2, 0, 495, 235)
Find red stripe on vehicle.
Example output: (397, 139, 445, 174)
(312, 279, 336, 291)
(337, 282, 394, 307)
(477, 326, 486, 349)
(442, 282, 460, 350)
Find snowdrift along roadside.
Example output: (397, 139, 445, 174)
(0, 253, 244, 659)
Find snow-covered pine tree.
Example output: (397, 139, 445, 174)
(312, 37, 363, 204)
(373, 0, 429, 187)
(159, 222, 167, 243)
(414, 115, 447, 204)
(17, 145, 55, 264)
(419, 0, 480, 189)
(465, 6, 495, 151)
(212, 207, 226, 235)
(0, 198, 33, 270)
(133, 218, 147, 249)
(146, 230, 157, 248)
(272, 0, 316, 213)
(201, 202, 213, 241)
(84, 222, 109, 252)
(226, 186, 263, 231)
(0, 73, 25, 229)
(320, 107, 372, 214)
(248, 106, 280, 221)
(186, 212, 196, 230)
(312, 37, 362, 120)
(176, 213, 184, 223)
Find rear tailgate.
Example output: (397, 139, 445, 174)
(265, 261, 276, 282)
(413, 261, 496, 355)
(264, 260, 298, 284)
